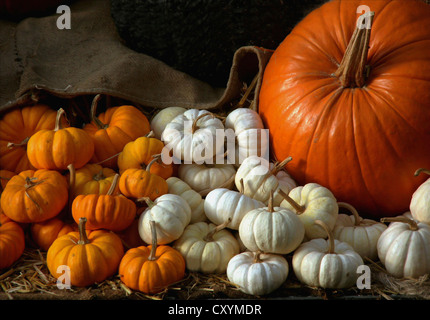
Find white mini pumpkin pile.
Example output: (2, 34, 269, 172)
(145, 106, 430, 297)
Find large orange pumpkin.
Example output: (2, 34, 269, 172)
(259, 0, 430, 218)
(0, 105, 67, 173)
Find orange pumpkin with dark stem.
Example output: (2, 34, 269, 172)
(47, 217, 124, 287)
(1, 169, 69, 223)
(258, 0, 430, 218)
(119, 158, 168, 200)
(83, 95, 151, 169)
(30, 217, 78, 251)
(117, 134, 173, 179)
(0, 105, 67, 173)
(26, 108, 94, 171)
(119, 220, 185, 294)
(71, 174, 136, 231)
(0, 212, 25, 269)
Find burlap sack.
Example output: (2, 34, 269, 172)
(0, 0, 274, 117)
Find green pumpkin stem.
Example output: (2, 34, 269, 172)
(334, 11, 375, 88)
(314, 220, 335, 254)
(415, 168, 430, 177)
(77, 217, 90, 245)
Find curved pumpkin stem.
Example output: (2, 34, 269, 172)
(107, 174, 120, 196)
(334, 11, 375, 88)
(148, 220, 158, 261)
(191, 112, 215, 133)
(415, 168, 430, 177)
(77, 217, 90, 245)
(90, 94, 108, 129)
(314, 220, 335, 254)
(337, 202, 362, 226)
(380, 217, 419, 231)
(54, 108, 68, 131)
(7, 136, 30, 149)
(278, 189, 305, 214)
(67, 164, 76, 211)
(204, 218, 232, 242)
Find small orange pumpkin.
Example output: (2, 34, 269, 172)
(1, 169, 69, 223)
(68, 163, 119, 197)
(0, 212, 25, 269)
(71, 174, 136, 231)
(119, 158, 168, 200)
(117, 134, 173, 179)
(47, 217, 124, 287)
(83, 95, 151, 169)
(27, 108, 94, 170)
(119, 220, 185, 294)
(30, 217, 78, 251)
(0, 104, 67, 173)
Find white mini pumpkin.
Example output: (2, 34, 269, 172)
(280, 183, 338, 240)
(227, 251, 289, 296)
(238, 193, 305, 255)
(150, 106, 187, 139)
(173, 221, 240, 274)
(178, 162, 236, 196)
(292, 220, 364, 289)
(138, 194, 192, 245)
(332, 202, 387, 260)
(235, 155, 297, 206)
(204, 185, 265, 230)
(377, 216, 430, 279)
(161, 109, 225, 163)
(166, 177, 206, 223)
(410, 168, 430, 225)
(224, 108, 269, 168)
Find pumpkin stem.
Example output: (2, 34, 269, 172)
(239, 178, 245, 194)
(7, 136, 30, 149)
(414, 168, 430, 177)
(145, 130, 155, 138)
(204, 218, 232, 242)
(271, 156, 293, 175)
(136, 197, 155, 208)
(334, 11, 375, 88)
(94, 151, 122, 166)
(93, 169, 106, 181)
(77, 217, 90, 245)
(146, 156, 160, 172)
(253, 251, 263, 264)
(90, 94, 108, 129)
(278, 189, 305, 214)
(106, 174, 120, 196)
(148, 220, 158, 261)
(380, 217, 419, 231)
(314, 220, 335, 254)
(337, 202, 362, 226)
(191, 112, 214, 133)
(268, 190, 275, 213)
(54, 108, 68, 131)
